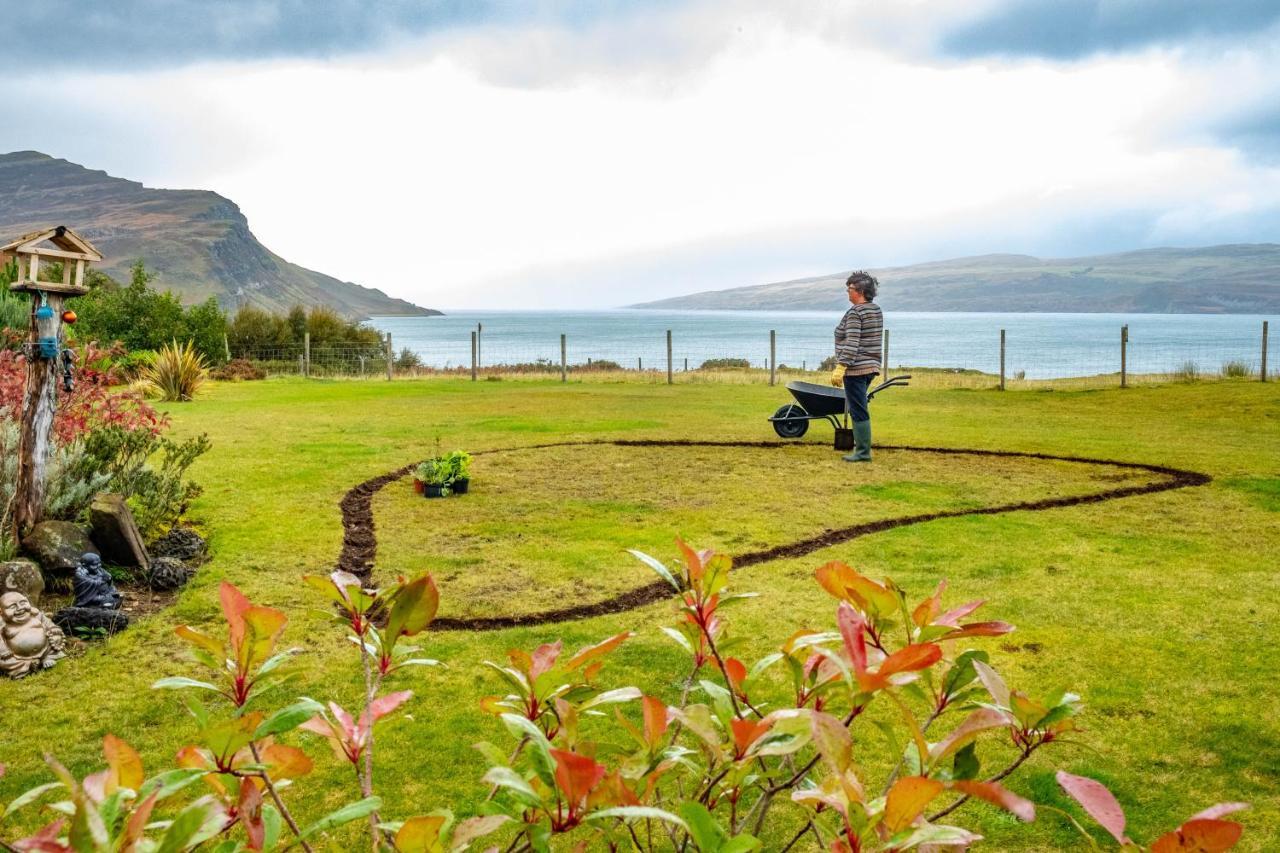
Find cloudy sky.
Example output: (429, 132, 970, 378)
(3, 0, 1279, 309)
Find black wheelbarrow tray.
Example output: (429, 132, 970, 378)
(768, 375, 911, 438)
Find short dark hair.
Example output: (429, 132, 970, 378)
(846, 270, 878, 301)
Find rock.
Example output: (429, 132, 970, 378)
(53, 606, 129, 638)
(89, 494, 150, 571)
(0, 559, 45, 605)
(152, 527, 207, 563)
(146, 557, 193, 591)
(21, 521, 99, 589)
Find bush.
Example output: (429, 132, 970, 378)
(582, 359, 623, 371)
(1222, 360, 1252, 378)
(1, 541, 1251, 851)
(819, 355, 839, 371)
(394, 347, 423, 370)
(210, 358, 267, 381)
(699, 357, 751, 369)
(141, 340, 208, 402)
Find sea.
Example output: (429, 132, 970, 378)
(367, 310, 1276, 380)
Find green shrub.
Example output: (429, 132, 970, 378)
(394, 347, 423, 370)
(210, 358, 267, 381)
(1174, 360, 1201, 382)
(141, 340, 208, 401)
(699, 357, 751, 369)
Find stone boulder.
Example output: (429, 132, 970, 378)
(145, 557, 193, 591)
(0, 559, 45, 605)
(22, 521, 99, 589)
(89, 494, 150, 571)
(152, 527, 207, 563)
(53, 607, 129, 637)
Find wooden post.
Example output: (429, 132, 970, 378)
(1262, 321, 1269, 382)
(769, 330, 777, 386)
(471, 331, 477, 380)
(384, 332, 393, 380)
(560, 333, 567, 383)
(882, 329, 890, 375)
(14, 293, 62, 537)
(999, 329, 1006, 391)
(638, 357, 642, 371)
(1120, 325, 1128, 388)
(666, 330, 673, 385)
(303, 332, 311, 378)
(222, 333, 231, 363)
(476, 323, 482, 369)
(683, 357, 687, 372)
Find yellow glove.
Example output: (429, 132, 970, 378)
(829, 364, 846, 387)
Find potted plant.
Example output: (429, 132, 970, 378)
(417, 458, 450, 498)
(446, 450, 473, 494)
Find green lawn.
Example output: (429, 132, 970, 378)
(2, 376, 1277, 850)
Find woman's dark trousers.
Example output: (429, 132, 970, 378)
(842, 373, 874, 462)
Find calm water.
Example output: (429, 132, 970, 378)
(368, 310, 1275, 379)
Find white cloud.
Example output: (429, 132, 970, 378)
(1, 3, 1277, 309)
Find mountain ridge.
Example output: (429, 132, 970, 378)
(629, 243, 1280, 313)
(0, 151, 437, 318)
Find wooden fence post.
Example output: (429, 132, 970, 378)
(476, 323, 482, 369)
(223, 333, 231, 363)
(471, 331, 477, 381)
(384, 333, 393, 380)
(769, 330, 776, 386)
(684, 357, 688, 372)
(1262, 321, 1269, 382)
(882, 329, 890, 375)
(303, 331, 311, 378)
(560, 333, 567, 383)
(999, 329, 1006, 391)
(638, 357, 642, 371)
(666, 330, 673, 385)
(1120, 325, 1128, 388)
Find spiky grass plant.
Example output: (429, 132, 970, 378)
(142, 339, 209, 402)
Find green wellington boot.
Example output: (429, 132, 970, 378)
(842, 420, 872, 462)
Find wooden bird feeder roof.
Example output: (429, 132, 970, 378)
(3, 225, 101, 296)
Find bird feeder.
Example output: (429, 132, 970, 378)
(2, 226, 102, 540)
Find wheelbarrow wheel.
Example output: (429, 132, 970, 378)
(772, 404, 809, 438)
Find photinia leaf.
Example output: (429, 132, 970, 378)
(481, 767, 541, 808)
(579, 687, 642, 711)
(393, 813, 448, 853)
(642, 696, 669, 747)
(1056, 770, 1128, 845)
(238, 778, 265, 851)
(1149, 818, 1243, 852)
(972, 660, 1010, 708)
(203, 713, 264, 769)
(529, 641, 562, 681)
(837, 603, 868, 675)
(175, 625, 224, 660)
(628, 549, 681, 591)
(730, 718, 774, 758)
(564, 632, 633, 671)
(587, 806, 688, 831)
(550, 749, 607, 807)
(219, 582, 253, 656)
(451, 814, 511, 849)
(254, 698, 325, 739)
(939, 621, 1015, 640)
(152, 677, 224, 694)
(259, 743, 313, 780)
(929, 708, 1011, 765)
(884, 776, 945, 834)
(811, 711, 853, 774)
(1188, 803, 1249, 822)
(155, 796, 227, 853)
(237, 606, 288, 674)
(103, 734, 144, 793)
(953, 780, 1035, 822)
(359, 690, 413, 732)
(877, 643, 943, 679)
(2, 782, 63, 820)
(677, 801, 729, 851)
(384, 574, 440, 643)
(298, 796, 383, 842)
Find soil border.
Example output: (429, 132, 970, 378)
(334, 440, 1211, 632)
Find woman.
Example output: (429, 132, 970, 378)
(831, 271, 883, 462)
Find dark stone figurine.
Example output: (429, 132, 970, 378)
(71, 553, 123, 610)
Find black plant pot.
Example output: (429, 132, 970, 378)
(451, 478, 470, 494)
(424, 484, 447, 498)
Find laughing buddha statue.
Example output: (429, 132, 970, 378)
(1, 591, 66, 678)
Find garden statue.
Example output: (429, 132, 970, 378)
(0, 591, 66, 678)
(71, 552, 122, 610)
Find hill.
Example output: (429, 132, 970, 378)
(630, 245, 1280, 313)
(0, 151, 436, 317)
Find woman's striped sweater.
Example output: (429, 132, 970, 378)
(834, 302, 884, 375)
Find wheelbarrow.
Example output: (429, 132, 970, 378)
(768, 375, 911, 439)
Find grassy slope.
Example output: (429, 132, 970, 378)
(1, 377, 1277, 850)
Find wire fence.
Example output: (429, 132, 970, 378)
(233, 319, 1274, 390)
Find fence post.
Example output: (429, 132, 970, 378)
(471, 331, 477, 380)
(684, 357, 687, 372)
(384, 333, 393, 380)
(666, 330, 673, 385)
(638, 357, 642, 371)
(1120, 325, 1128, 388)
(222, 333, 231, 363)
(476, 323, 482, 369)
(882, 329, 890, 375)
(303, 332, 310, 378)
(999, 329, 1006, 391)
(560, 333, 567, 383)
(769, 330, 777, 386)
(1262, 320, 1269, 382)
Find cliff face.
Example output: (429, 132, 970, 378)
(0, 151, 436, 317)
(631, 245, 1280, 313)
